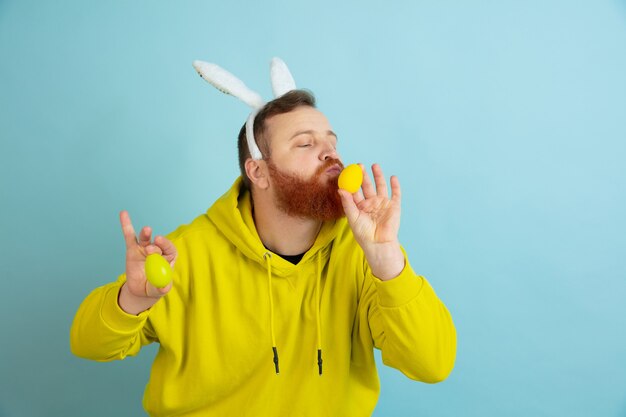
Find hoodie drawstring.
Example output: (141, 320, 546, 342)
(316, 252, 323, 375)
(264, 252, 280, 374)
(264, 251, 323, 376)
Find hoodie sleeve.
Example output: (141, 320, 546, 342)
(70, 275, 157, 361)
(362, 255, 457, 383)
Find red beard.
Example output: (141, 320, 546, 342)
(267, 158, 345, 221)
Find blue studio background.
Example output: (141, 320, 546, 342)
(1, 1, 625, 416)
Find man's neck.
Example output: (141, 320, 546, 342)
(251, 193, 322, 256)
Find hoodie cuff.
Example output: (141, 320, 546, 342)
(371, 260, 425, 307)
(100, 282, 150, 332)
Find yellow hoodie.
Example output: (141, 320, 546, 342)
(70, 178, 456, 417)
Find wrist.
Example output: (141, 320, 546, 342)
(118, 282, 159, 315)
(366, 241, 406, 281)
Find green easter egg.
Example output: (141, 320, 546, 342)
(145, 253, 173, 288)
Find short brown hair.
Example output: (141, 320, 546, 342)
(237, 89, 316, 190)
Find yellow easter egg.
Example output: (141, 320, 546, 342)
(338, 164, 363, 193)
(145, 253, 173, 288)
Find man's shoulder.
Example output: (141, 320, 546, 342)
(166, 212, 218, 244)
(167, 178, 243, 244)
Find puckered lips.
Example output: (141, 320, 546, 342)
(325, 164, 342, 176)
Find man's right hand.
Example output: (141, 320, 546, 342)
(117, 210, 177, 315)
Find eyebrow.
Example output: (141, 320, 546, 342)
(289, 130, 338, 141)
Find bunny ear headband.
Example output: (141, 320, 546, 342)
(192, 57, 297, 160)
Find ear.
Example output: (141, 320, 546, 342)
(245, 158, 270, 190)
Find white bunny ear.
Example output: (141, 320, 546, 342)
(245, 111, 263, 160)
(193, 60, 265, 109)
(270, 57, 296, 98)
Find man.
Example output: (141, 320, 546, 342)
(71, 89, 456, 416)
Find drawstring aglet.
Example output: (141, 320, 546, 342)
(273, 346, 280, 374)
(318, 349, 323, 375)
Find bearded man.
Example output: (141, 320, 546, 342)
(71, 89, 457, 417)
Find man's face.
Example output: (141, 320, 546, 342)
(263, 106, 345, 220)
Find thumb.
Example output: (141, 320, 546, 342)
(338, 189, 360, 224)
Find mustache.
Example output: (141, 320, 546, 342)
(314, 158, 344, 177)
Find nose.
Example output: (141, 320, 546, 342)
(319, 141, 339, 161)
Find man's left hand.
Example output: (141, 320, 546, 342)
(338, 163, 405, 280)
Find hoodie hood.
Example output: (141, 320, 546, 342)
(206, 177, 346, 276)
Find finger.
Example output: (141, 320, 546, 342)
(359, 163, 376, 199)
(390, 175, 402, 204)
(138, 226, 152, 247)
(337, 189, 360, 224)
(144, 244, 163, 256)
(119, 211, 138, 249)
(353, 188, 365, 205)
(146, 279, 173, 298)
(156, 282, 173, 295)
(154, 236, 178, 264)
(372, 164, 388, 198)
